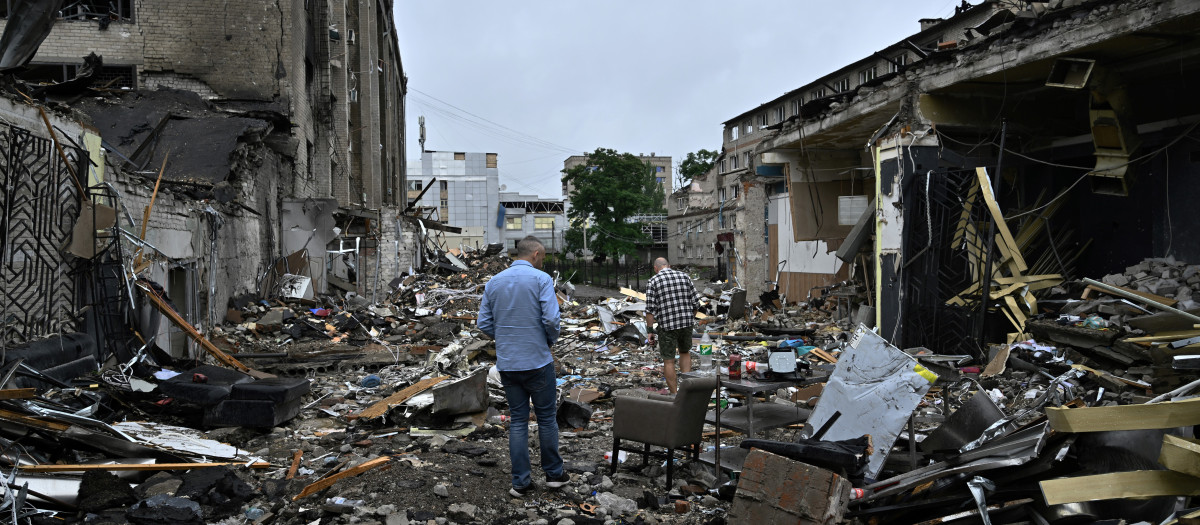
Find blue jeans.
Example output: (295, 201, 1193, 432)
(500, 362, 563, 489)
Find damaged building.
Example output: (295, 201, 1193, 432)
(0, 1, 408, 357)
(730, 0, 1200, 353)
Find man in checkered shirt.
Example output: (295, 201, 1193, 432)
(644, 258, 699, 394)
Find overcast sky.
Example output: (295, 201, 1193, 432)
(395, 1, 966, 198)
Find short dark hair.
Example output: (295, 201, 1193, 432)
(516, 236, 544, 257)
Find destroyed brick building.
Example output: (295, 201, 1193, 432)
(728, 0, 1200, 352)
(0, 0, 408, 353)
(3, 1, 1200, 523)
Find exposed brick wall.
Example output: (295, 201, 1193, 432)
(4, 0, 407, 329)
(138, 0, 288, 102)
(141, 72, 218, 98)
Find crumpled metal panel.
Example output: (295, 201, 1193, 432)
(802, 324, 938, 478)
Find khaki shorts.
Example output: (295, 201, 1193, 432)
(657, 326, 693, 360)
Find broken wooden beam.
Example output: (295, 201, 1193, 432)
(0, 408, 70, 432)
(18, 461, 271, 472)
(1045, 397, 1200, 432)
(357, 376, 449, 420)
(292, 456, 391, 500)
(136, 281, 271, 378)
(1040, 470, 1200, 506)
(1159, 434, 1200, 479)
(0, 388, 37, 400)
(286, 449, 303, 480)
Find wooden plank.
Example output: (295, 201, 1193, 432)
(134, 154, 169, 269)
(136, 282, 265, 376)
(0, 388, 37, 400)
(357, 376, 450, 419)
(981, 345, 1010, 378)
(19, 461, 270, 472)
(286, 449, 303, 480)
(1003, 295, 1027, 330)
(1045, 397, 1200, 432)
(293, 456, 391, 500)
(0, 408, 70, 432)
(991, 273, 1062, 285)
(1040, 470, 1200, 506)
(811, 348, 838, 364)
(620, 287, 646, 301)
(1159, 434, 1200, 478)
(977, 168, 1028, 272)
(1086, 284, 1177, 308)
(1124, 330, 1200, 343)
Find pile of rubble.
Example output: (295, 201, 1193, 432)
(3, 249, 1200, 524)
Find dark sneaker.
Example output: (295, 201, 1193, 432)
(546, 473, 570, 489)
(509, 484, 534, 497)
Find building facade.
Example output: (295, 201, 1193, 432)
(0, 1, 407, 355)
(743, 0, 1200, 354)
(408, 151, 565, 253)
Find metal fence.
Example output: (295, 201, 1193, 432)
(543, 256, 653, 292)
(0, 122, 86, 346)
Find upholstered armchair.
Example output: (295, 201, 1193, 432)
(610, 375, 718, 488)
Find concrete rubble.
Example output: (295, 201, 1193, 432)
(0, 0, 1199, 523)
(1, 243, 1197, 524)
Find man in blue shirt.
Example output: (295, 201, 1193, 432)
(478, 236, 568, 497)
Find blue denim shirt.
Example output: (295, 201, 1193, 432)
(478, 260, 560, 371)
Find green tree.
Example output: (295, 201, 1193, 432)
(562, 148, 665, 257)
(676, 149, 718, 188)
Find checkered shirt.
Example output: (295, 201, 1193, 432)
(646, 267, 698, 331)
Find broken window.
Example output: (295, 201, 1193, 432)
(407, 180, 423, 192)
(505, 216, 522, 230)
(57, 0, 134, 21)
(859, 66, 877, 84)
(732, 184, 740, 199)
(834, 77, 850, 92)
(18, 63, 136, 89)
(676, 197, 685, 210)
(890, 53, 908, 73)
(810, 87, 826, 101)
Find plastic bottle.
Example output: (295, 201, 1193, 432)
(698, 328, 714, 375)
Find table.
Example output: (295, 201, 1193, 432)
(681, 372, 811, 474)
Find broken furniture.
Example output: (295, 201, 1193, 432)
(682, 371, 811, 474)
(610, 375, 717, 489)
(157, 365, 310, 427)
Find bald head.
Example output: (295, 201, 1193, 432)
(653, 258, 670, 272)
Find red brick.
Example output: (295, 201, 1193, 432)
(727, 448, 851, 525)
